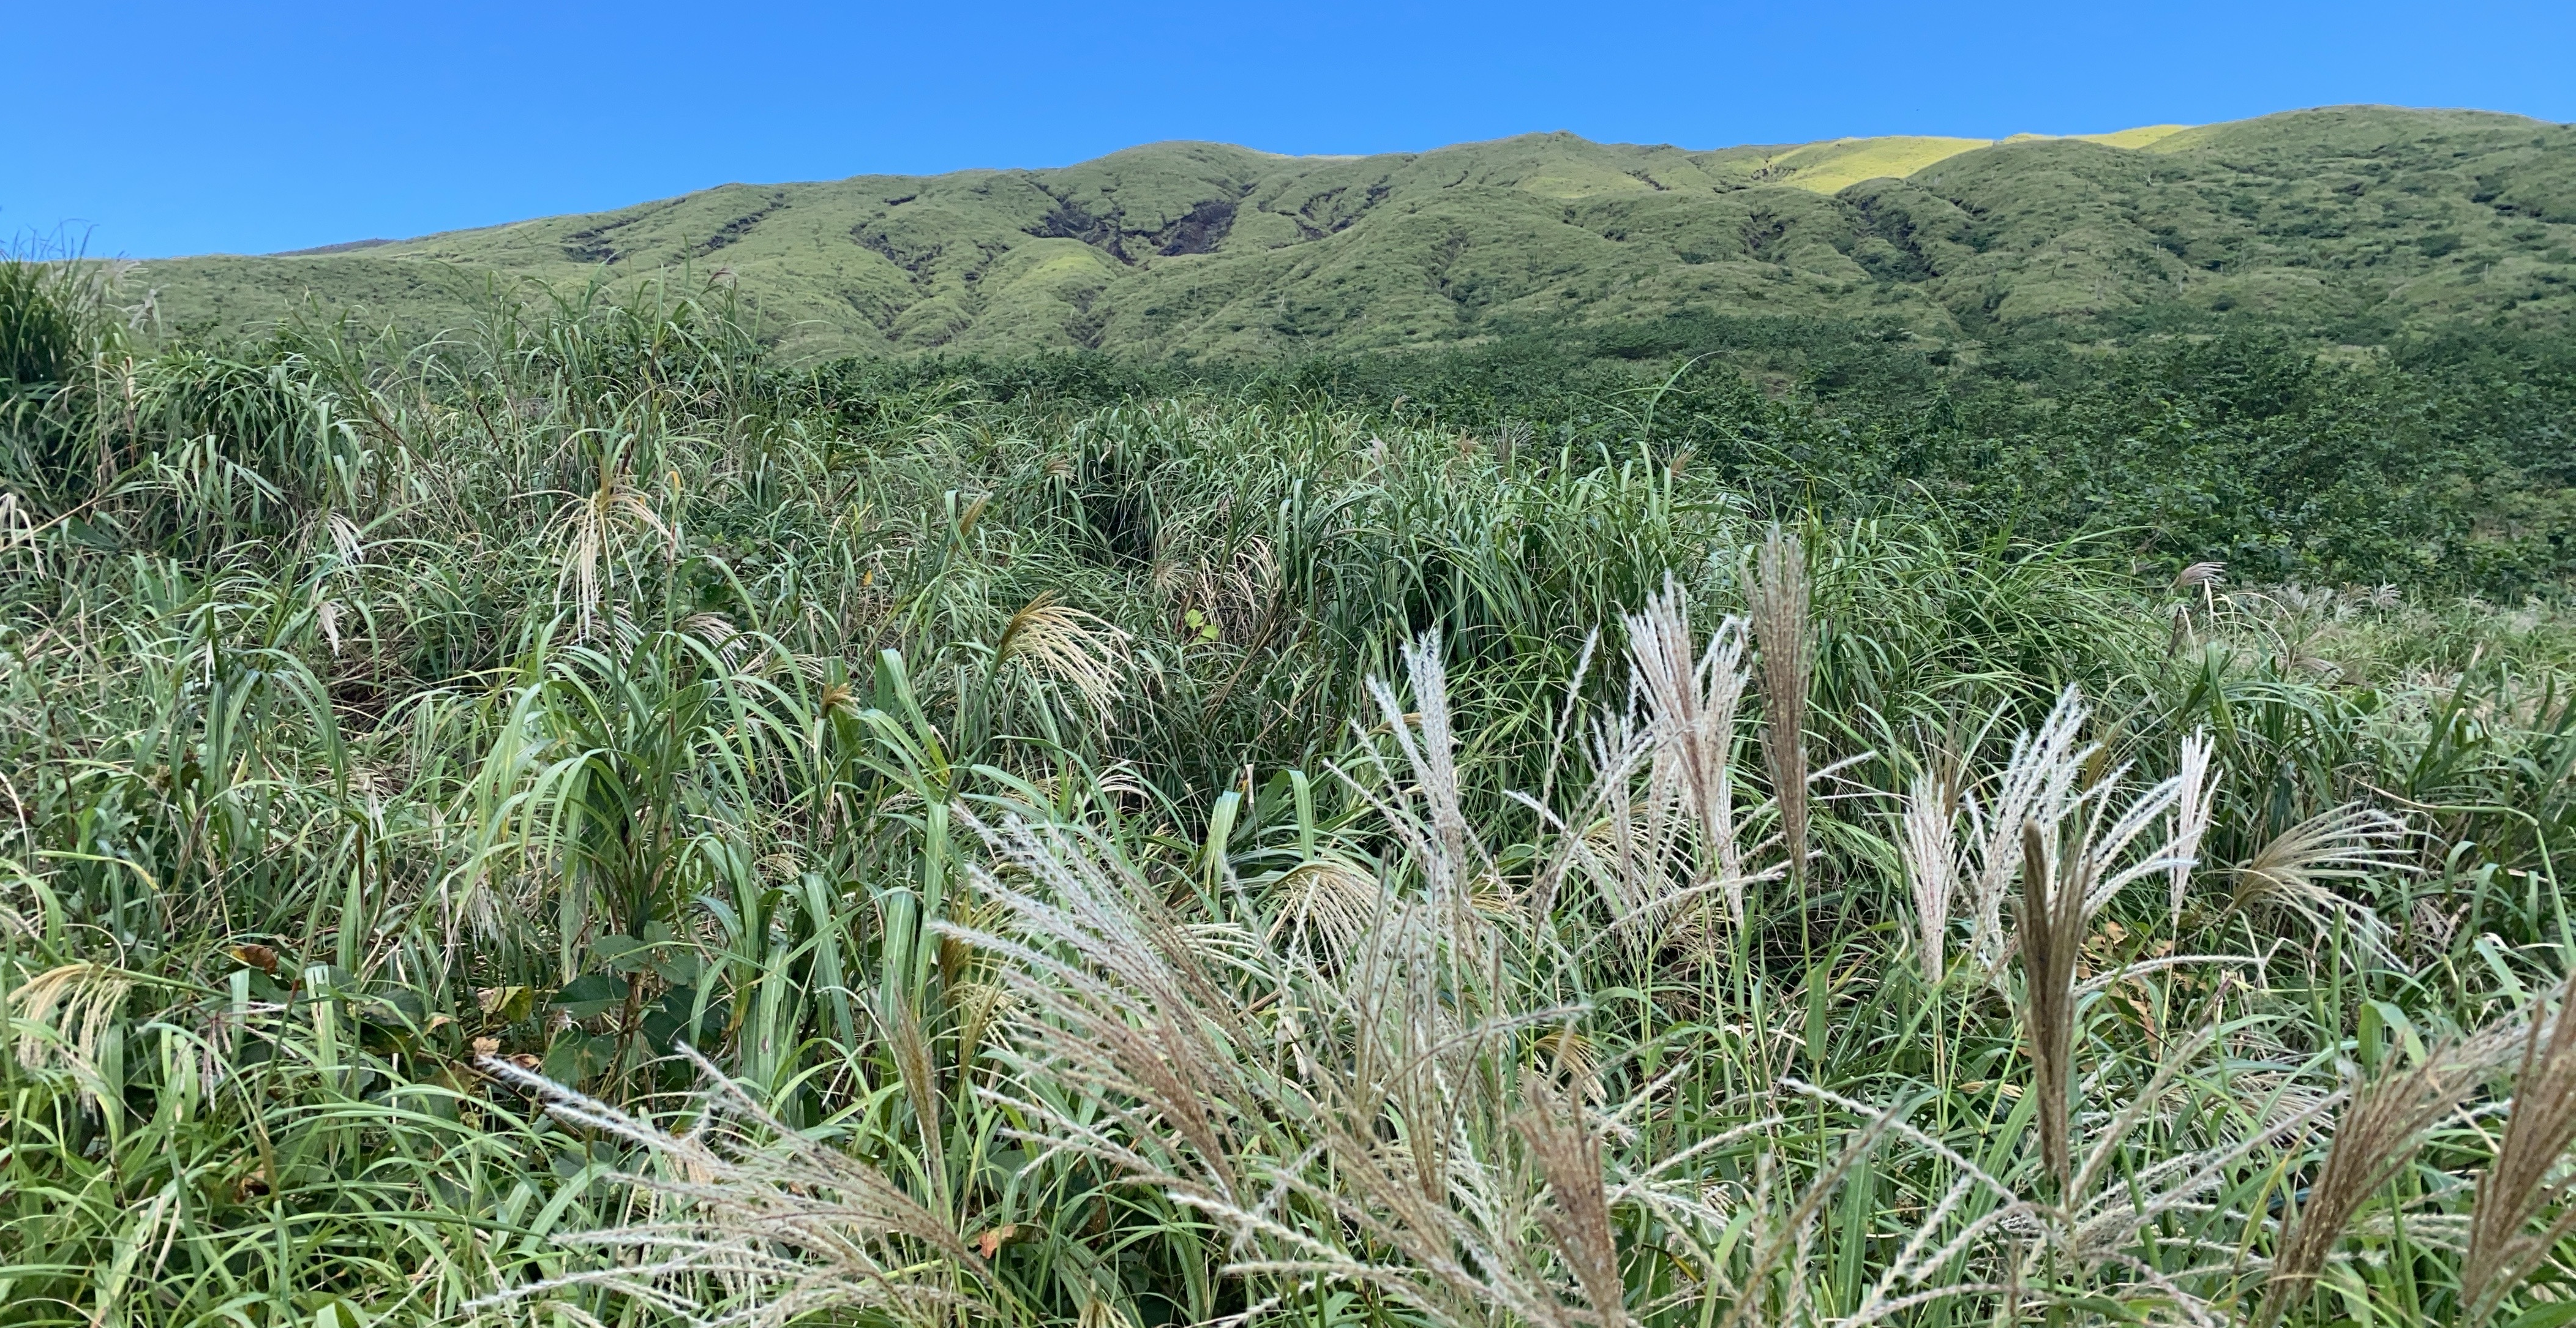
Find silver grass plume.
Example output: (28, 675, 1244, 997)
(1364, 629, 1480, 909)
(1513, 1075, 1632, 1328)
(2017, 820, 2084, 1198)
(2259, 1015, 2529, 1327)
(1621, 576, 1762, 928)
(1899, 765, 1963, 986)
(1747, 526, 1811, 888)
(938, 811, 1264, 1210)
(1962, 688, 2207, 973)
(2463, 979, 2576, 1322)
(468, 1046, 978, 1328)
(996, 591, 1132, 725)
(2229, 803, 2410, 962)
(1964, 687, 2089, 977)
(7, 962, 135, 1109)
(952, 805, 1643, 1328)
(2169, 729, 2218, 923)
(1973, 691, 2223, 1196)
(545, 451, 672, 641)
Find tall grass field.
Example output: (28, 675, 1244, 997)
(12, 257, 2576, 1327)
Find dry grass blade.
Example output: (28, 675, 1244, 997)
(468, 1047, 978, 1328)
(546, 457, 672, 640)
(1748, 526, 1811, 886)
(2258, 1017, 2528, 1327)
(8, 961, 135, 1106)
(997, 591, 1133, 723)
(2463, 980, 2576, 1322)
(1265, 854, 1384, 968)
(2229, 803, 2407, 959)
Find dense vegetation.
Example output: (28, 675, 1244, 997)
(830, 313, 2576, 594)
(141, 105, 2576, 362)
(12, 253, 2576, 1328)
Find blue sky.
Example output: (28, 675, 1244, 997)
(10, 0, 2574, 258)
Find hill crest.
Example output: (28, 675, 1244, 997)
(143, 105, 2576, 360)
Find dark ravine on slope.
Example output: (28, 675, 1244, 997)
(140, 105, 2576, 362)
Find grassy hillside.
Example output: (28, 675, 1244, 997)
(137, 105, 2576, 361)
(18, 257, 2576, 1328)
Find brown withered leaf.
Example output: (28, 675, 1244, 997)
(973, 1223, 1033, 1259)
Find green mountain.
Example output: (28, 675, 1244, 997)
(140, 105, 2576, 360)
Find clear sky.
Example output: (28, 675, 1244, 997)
(10, 0, 2574, 258)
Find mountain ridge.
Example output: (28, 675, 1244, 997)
(138, 105, 2576, 360)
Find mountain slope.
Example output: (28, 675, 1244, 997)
(140, 105, 2576, 360)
